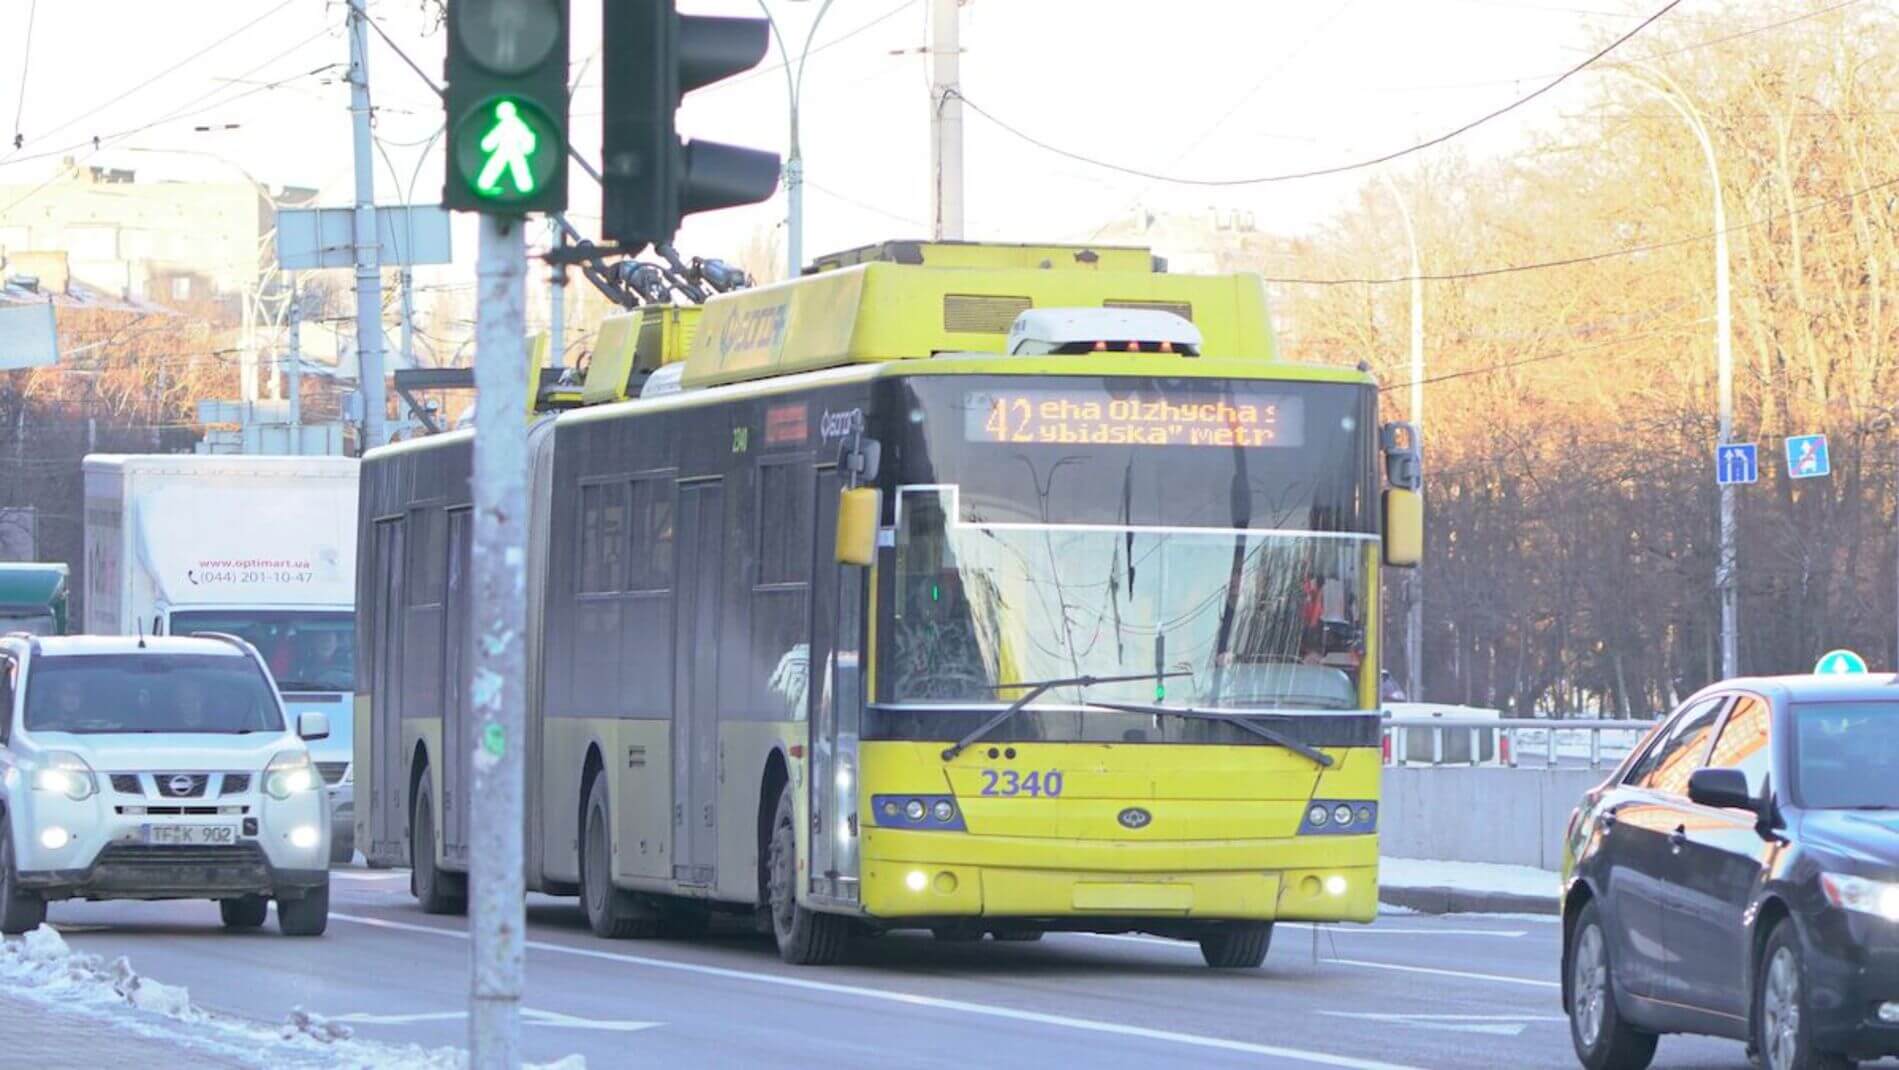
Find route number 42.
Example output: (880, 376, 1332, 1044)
(979, 769, 1064, 797)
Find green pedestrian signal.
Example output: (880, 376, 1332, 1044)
(443, 0, 568, 215)
(453, 96, 559, 204)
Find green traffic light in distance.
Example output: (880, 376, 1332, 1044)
(475, 99, 540, 197)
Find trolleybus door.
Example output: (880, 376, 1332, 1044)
(370, 517, 406, 862)
(808, 470, 865, 900)
(672, 480, 723, 886)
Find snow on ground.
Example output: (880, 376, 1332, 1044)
(1380, 858, 1561, 900)
(0, 925, 584, 1070)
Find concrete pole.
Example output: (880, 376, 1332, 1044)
(1612, 68, 1736, 678)
(468, 213, 527, 1068)
(399, 268, 416, 372)
(928, 0, 964, 240)
(347, 0, 388, 449)
(759, 0, 837, 279)
(1379, 170, 1426, 703)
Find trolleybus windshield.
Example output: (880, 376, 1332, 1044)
(877, 375, 1377, 718)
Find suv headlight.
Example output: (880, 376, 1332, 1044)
(31, 751, 97, 801)
(263, 751, 319, 800)
(1820, 873, 1899, 920)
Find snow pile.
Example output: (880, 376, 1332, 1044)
(1379, 857, 1561, 899)
(0, 926, 585, 1069)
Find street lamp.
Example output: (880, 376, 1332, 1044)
(756, 0, 838, 279)
(1602, 65, 1737, 679)
(1377, 169, 1426, 704)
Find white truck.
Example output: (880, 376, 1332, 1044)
(81, 454, 360, 864)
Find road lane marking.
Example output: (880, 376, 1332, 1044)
(332, 913, 1426, 1070)
(1076, 934, 1557, 989)
(333, 871, 410, 882)
(1318, 1012, 1564, 1037)
(1322, 958, 1558, 989)
(1281, 924, 1528, 938)
(332, 1008, 661, 1032)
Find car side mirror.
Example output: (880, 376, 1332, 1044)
(1688, 767, 1755, 813)
(297, 711, 331, 742)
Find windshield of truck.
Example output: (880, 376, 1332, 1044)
(24, 654, 284, 734)
(168, 610, 355, 692)
(881, 487, 1370, 710)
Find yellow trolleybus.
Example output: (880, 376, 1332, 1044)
(355, 240, 1422, 967)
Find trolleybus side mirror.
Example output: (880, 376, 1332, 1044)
(835, 487, 881, 567)
(1383, 488, 1422, 567)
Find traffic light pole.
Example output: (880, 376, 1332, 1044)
(468, 213, 528, 1069)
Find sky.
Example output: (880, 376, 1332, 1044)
(0, 0, 1789, 288)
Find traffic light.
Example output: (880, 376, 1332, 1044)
(444, 0, 569, 214)
(601, 0, 782, 248)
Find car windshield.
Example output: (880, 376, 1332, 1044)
(168, 610, 354, 693)
(23, 654, 285, 735)
(1792, 701, 1899, 809)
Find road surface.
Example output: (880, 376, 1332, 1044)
(33, 865, 1816, 1069)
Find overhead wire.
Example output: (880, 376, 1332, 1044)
(955, 0, 1683, 186)
(11, 0, 37, 150)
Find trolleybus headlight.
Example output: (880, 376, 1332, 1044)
(931, 800, 956, 823)
(1307, 804, 1329, 827)
(904, 799, 927, 822)
(31, 752, 97, 801)
(881, 800, 899, 818)
(264, 751, 319, 800)
(1324, 875, 1349, 897)
(1356, 805, 1374, 826)
(1332, 804, 1354, 827)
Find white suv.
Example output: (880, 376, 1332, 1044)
(0, 634, 331, 936)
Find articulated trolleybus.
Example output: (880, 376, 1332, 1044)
(357, 241, 1422, 967)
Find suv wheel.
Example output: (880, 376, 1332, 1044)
(411, 774, 465, 915)
(277, 880, 329, 937)
(219, 895, 268, 929)
(0, 822, 45, 935)
(1568, 899, 1658, 1070)
(1755, 921, 1854, 1070)
(766, 781, 849, 965)
(580, 775, 657, 939)
(1198, 923, 1273, 968)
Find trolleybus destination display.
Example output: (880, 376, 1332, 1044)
(964, 387, 1305, 448)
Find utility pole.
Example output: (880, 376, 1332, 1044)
(399, 268, 416, 372)
(928, 0, 963, 240)
(548, 217, 566, 367)
(347, 0, 388, 450)
(287, 279, 302, 434)
(469, 213, 528, 1070)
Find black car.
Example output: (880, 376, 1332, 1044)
(1563, 675, 1899, 1070)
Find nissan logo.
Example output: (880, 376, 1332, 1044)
(168, 775, 195, 795)
(1117, 806, 1152, 830)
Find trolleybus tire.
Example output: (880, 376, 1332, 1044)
(768, 781, 850, 965)
(219, 895, 268, 929)
(0, 823, 44, 936)
(581, 775, 658, 939)
(277, 880, 329, 937)
(1198, 922, 1274, 968)
(411, 776, 466, 915)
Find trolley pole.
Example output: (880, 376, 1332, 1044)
(468, 213, 528, 1067)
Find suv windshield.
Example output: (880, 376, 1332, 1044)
(169, 610, 354, 692)
(1792, 701, 1899, 808)
(24, 654, 285, 735)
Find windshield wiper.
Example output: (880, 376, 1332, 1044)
(1084, 700, 1335, 768)
(940, 671, 1191, 762)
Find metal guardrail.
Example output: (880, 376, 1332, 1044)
(1383, 715, 1659, 769)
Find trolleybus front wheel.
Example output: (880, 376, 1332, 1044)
(1198, 922, 1274, 968)
(581, 774, 658, 939)
(767, 781, 850, 965)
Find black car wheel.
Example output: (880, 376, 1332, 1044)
(277, 880, 329, 937)
(219, 895, 268, 929)
(1567, 899, 1657, 1070)
(0, 823, 45, 936)
(1754, 921, 1854, 1070)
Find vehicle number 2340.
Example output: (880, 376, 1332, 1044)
(978, 769, 1064, 797)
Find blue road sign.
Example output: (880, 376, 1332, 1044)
(1716, 443, 1758, 486)
(1816, 649, 1868, 675)
(1787, 433, 1831, 479)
